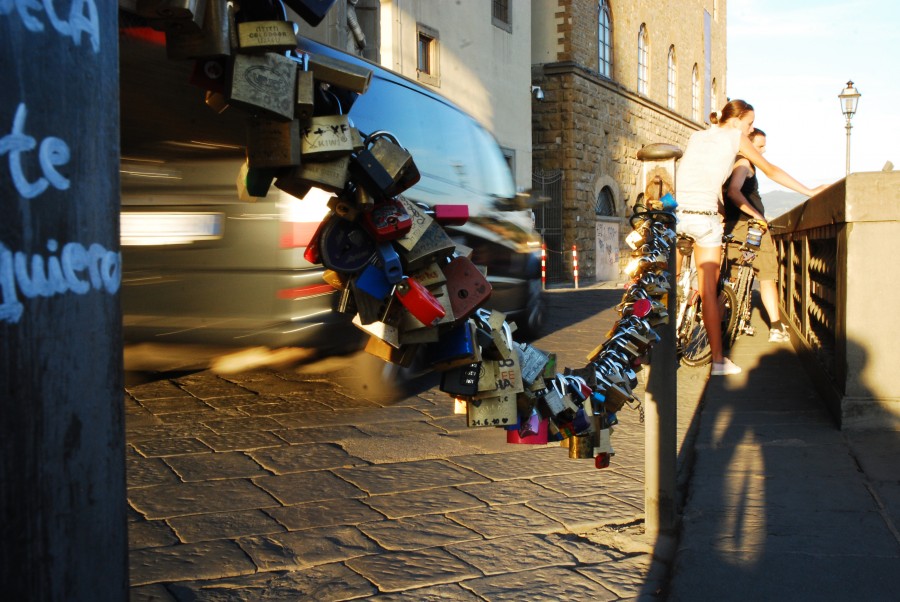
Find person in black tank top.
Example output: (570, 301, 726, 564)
(722, 129, 789, 343)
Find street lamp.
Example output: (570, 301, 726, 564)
(838, 80, 861, 176)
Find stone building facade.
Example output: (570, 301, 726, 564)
(531, 0, 728, 282)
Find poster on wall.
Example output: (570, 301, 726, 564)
(595, 219, 620, 281)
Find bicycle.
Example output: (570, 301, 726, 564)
(674, 233, 738, 366)
(721, 218, 767, 349)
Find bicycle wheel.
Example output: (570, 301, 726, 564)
(720, 279, 740, 349)
(678, 293, 712, 366)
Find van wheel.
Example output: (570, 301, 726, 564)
(517, 279, 546, 340)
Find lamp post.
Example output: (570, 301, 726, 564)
(838, 80, 861, 176)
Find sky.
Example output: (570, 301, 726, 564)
(726, 0, 899, 193)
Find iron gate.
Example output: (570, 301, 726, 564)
(532, 169, 565, 285)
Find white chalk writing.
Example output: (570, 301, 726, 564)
(0, 102, 71, 199)
(0, 0, 101, 53)
(0, 238, 120, 323)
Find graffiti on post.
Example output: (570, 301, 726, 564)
(0, 0, 102, 53)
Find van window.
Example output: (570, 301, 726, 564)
(348, 78, 515, 201)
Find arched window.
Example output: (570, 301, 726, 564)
(691, 64, 700, 121)
(598, 1, 612, 78)
(667, 46, 676, 110)
(637, 24, 649, 95)
(595, 187, 616, 216)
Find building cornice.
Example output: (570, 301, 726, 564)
(539, 61, 702, 132)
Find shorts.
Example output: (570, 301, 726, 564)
(676, 212, 723, 248)
(724, 219, 778, 281)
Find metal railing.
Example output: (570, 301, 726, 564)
(770, 171, 900, 430)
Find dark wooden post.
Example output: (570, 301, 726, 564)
(1, 4, 127, 600)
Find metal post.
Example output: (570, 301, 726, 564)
(845, 118, 852, 177)
(635, 144, 682, 539)
(1, 7, 127, 600)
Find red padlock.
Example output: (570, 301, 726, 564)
(442, 256, 492, 321)
(362, 198, 413, 242)
(394, 276, 446, 326)
(433, 204, 469, 226)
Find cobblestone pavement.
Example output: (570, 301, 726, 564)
(126, 285, 707, 601)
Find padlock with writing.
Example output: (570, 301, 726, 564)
(396, 220, 457, 273)
(276, 154, 351, 197)
(229, 52, 298, 121)
(443, 255, 492, 322)
(350, 133, 420, 199)
(236, 19, 297, 54)
(394, 196, 433, 251)
(440, 362, 481, 397)
(301, 115, 356, 160)
(246, 117, 301, 168)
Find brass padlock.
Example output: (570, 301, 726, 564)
(394, 196, 434, 252)
(165, 0, 232, 60)
(308, 52, 372, 94)
(301, 115, 356, 160)
(245, 118, 300, 168)
(351, 133, 419, 199)
(295, 70, 315, 121)
(229, 52, 298, 121)
(276, 155, 350, 198)
(236, 20, 297, 54)
(396, 221, 456, 273)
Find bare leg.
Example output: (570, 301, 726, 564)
(694, 244, 725, 364)
(759, 279, 780, 325)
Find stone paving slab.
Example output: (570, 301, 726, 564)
(445, 533, 578, 575)
(168, 563, 378, 601)
(253, 470, 367, 505)
(130, 540, 258, 587)
(166, 509, 286, 543)
(526, 495, 642, 532)
(456, 478, 560, 507)
(249, 441, 368, 474)
(359, 514, 483, 551)
(164, 450, 271, 481)
(238, 525, 382, 570)
(345, 547, 481, 593)
(266, 498, 384, 530)
(447, 503, 565, 539)
(361, 486, 485, 519)
(460, 566, 618, 602)
(575, 553, 657, 599)
(335, 459, 491, 495)
(129, 479, 279, 520)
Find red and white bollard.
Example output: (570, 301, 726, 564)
(541, 243, 547, 290)
(572, 244, 579, 289)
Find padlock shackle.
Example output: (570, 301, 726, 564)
(362, 130, 403, 149)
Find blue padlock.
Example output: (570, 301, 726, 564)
(424, 321, 475, 366)
(376, 242, 403, 284)
(354, 263, 393, 300)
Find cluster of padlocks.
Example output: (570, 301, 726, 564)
(135, 0, 678, 468)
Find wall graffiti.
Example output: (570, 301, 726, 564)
(1, 102, 71, 199)
(0, 238, 120, 323)
(0, 0, 101, 53)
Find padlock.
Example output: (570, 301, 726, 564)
(396, 220, 457, 273)
(539, 376, 576, 424)
(352, 314, 400, 348)
(394, 276, 445, 327)
(424, 321, 476, 369)
(362, 198, 413, 242)
(350, 133, 420, 199)
(137, 0, 206, 34)
(204, 90, 229, 113)
(394, 196, 434, 251)
(433, 204, 469, 226)
(236, 20, 297, 54)
(317, 215, 376, 273)
(492, 351, 524, 396)
(295, 69, 315, 121)
(516, 342, 550, 387)
(276, 154, 350, 197)
(229, 52, 297, 121)
(350, 280, 389, 325)
(443, 256, 492, 322)
(375, 242, 403, 285)
(478, 359, 498, 393)
(467, 391, 517, 428)
(301, 214, 331, 264)
(408, 262, 447, 288)
(335, 283, 356, 314)
(440, 362, 481, 397)
(307, 50, 372, 93)
(322, 269, 345, 290)
(300, 115, 356, 160)
(353, 263, 393, 300)
(364, 336, 419, 367)
(327, 194, 360, 221)
(236, 160, 277, 200)
(165, 0, 232, 60)
(245, 117, 301, 168)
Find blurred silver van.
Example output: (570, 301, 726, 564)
(119, 25, 544, 363)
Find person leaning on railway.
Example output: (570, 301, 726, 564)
(723, 128, 789, 343)
(675, 99, 827, 376)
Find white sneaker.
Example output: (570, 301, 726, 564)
(768, 328, 790, 343)
(711, 357, 742, 376)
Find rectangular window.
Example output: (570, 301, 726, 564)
(416, 24, 440, 86)
(492, 0, 512, 33)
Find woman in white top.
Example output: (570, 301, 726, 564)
(676, 99, 826, 375)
